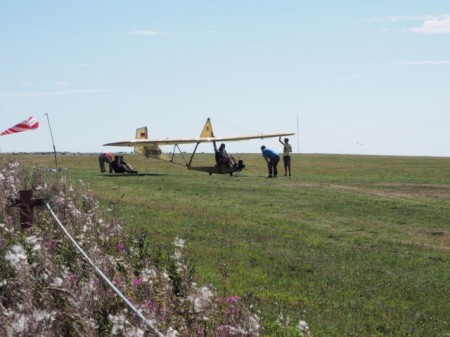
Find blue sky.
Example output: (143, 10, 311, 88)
(1, 1, 449, 156)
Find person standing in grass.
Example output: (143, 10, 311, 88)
(261, 145, 280, 178)
(279, 137, 292, 176)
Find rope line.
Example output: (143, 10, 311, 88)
(45, 203, 165, 337)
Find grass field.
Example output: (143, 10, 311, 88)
(10, 152, 450, 336)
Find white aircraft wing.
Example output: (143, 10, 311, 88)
(103, 132, 295, 147)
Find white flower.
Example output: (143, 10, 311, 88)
(109, 313, 126, 335)
(7, 161, 19, 169)
(166, 327, 179, 337)
(5, 245, 27, 266)
(26, 235, 42, 251)
(0, 172, 4, 180)
(141, 267, 157, 283)
(298, 320, 311, 337)
(26, 236, 38, 245)
(49, 277, 63, 287)
(11, 313, 27, 333)
(174, 237, 185, 248)
(248, 314, 261, 332)
(188, 286, 214, 312)
(34, 309, 55, 323)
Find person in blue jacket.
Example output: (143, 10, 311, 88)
(260, 145, 280, 178)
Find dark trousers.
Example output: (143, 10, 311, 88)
(268, 156, 280, 177)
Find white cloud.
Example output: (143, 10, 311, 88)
(411, 15, 450, 34)
(386, 15, 433, 23)
(369, 14, 450, 34)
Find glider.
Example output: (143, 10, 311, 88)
(103, 118, 295, 175)
(0, 116, 39, 136)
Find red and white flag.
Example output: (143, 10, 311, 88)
(0, 116, 39, 136)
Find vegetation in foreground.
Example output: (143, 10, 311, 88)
(1, 158, 310, 336)
(3, 152, 450, 336)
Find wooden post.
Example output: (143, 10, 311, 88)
(13, 190, 46, 229)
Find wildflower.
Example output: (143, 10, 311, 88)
(109, 313, 126, 335)
(189, 286, 214, 312)
(141, 267, 157, 282)
(174, 237, 185, 248)
(11, 313, 27, 333)
(0, 223, 9, 232)
(132, 278, 143, 287)
(0, 172, 4, 180)
(26, 235, 42, 251)
(298, 320, 312, 337)
(34, 309, 55, 323)
(49, 277, 63, 287)
(166, 327, 179, 337)
(223, 295, 241, 303)
(146, 299, 157, 312)
(7, 161, 19, 169)
(248, 314, 261, 332)
(5, 245, 27, 266)
(26, 236, 38, 245)
(219, 325, 246, 336)
(55, 197, 66, 206)
(116, 242, 125, 252)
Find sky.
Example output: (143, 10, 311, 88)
(1, 1, 449, 157)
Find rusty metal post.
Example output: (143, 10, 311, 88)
(18, 190, 34, 228)
(12, 190, 46, 229)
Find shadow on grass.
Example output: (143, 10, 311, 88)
(102, 173, 167, 177)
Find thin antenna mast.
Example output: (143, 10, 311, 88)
(296, 113, 300, 154)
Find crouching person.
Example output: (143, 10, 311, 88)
(98, 152, 113, 173)
(111, 156, 138, 174)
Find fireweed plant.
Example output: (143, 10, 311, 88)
(0, 159, 295, 337)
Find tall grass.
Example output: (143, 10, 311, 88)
(6, 152, 450, 336)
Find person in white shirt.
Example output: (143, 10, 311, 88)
(279, 137, 292, 176)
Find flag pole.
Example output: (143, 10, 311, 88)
(296, 113, 300, 154)
(45, 113, 58, 169)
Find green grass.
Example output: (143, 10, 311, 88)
(10, 152, 450, 336)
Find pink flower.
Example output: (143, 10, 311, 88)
(146, 299, 157, 312)
(222, 296, 241, 303)
(116, 242, 125, 252)
(132, 278, 143, 287)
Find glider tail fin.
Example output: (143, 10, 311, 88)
(134, 127, 170, 160)
(199, 118, 214, 138)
